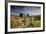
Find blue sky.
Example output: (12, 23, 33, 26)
(11, 6, 41, 16)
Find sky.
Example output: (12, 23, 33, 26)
(11, 5, 41, 16)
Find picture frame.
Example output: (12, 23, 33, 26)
(5, 1, 45, 34)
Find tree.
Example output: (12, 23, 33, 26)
(20, 13, 23, 17)
(27, 14, 29, 17)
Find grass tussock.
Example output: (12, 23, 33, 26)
(10, 16, 41, 28)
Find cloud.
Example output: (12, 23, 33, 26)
(11, 6, 41, 16)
